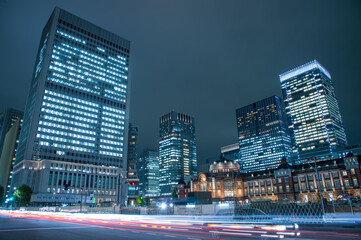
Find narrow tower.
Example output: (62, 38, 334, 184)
(159, 111, 197, 196)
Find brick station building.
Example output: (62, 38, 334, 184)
(178, 153, 361, 203)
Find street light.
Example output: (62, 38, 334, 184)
(307, 160, 325, 216)
(231, 170, 240, 216)
(80, 187, 83, 213)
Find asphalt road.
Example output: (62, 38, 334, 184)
(0, 212, 360, 240)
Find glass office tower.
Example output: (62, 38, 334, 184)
(221, 143, 240, 162)
(138, 149, 160, 197)
(279, 60, 347, 163)
(159, 111, 197, 196)
(0, 109, 23, 158)
(12, 7, 131, 204)
(0, 118, 22, 199)
(236, 96, 292, 172)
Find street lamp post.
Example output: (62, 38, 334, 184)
(80, 188, 83, 213)
(232, 170, 239, 216)
(309, 160, 325, 216)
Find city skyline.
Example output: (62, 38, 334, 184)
(1, 1, 361, 165)
(1, 2, 361, 238)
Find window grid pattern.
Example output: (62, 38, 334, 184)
(236, 96, 292, 172)
(280, 63, 347, 162)
(159, 112, 197, 196)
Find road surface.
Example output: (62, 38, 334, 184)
(0, 211, 360, 240)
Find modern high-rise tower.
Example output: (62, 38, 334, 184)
(0, 117, 22, 199)
(236, 96, 292, 172)
(159, 111, 197, 196)
(138, 149, 160, 197)
(279, 60, 347, 163)
(12, 7, 131, 204)
(0, 109, 23, 158)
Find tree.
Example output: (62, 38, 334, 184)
(14, 184, 32, 206)
(0, 185, 4, 206)
(172, 189, 178, 199)
(136, 195, 144, 206)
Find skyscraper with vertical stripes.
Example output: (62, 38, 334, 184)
(279, 60, 347, 164)
(12, 7, 131, 204)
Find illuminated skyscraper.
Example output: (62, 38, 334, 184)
(221, 143, 240, 162)
(12, 7, 131, 204)
(236, 96, 292, 172)
(159, 111, 197, 196)
(280, 60, 347, 163)
(138, 149, 159, 197)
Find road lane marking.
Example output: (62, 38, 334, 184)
(187, 238, 201, 240)
(210, 231, 252, 236)
(165, 235, 176, 238)
(0, 226, 91, 232)
(221, 228, 267, 234)
(170, 228, 189, 231)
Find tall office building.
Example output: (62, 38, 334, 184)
(0, 109, 23, 158)
(280, 60, 347, 163)
(159, 111, 197, 196)
(138, 149, 160, 197)
(0, 118, 22, 199)
(221, 143, 240, 162)
(236, 96, 292, 172)
(127, 123, 138, 171)
(12, 7, 131, 204)
(126, 123, 139, 205)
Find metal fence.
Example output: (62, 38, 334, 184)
(234, 201, 361, 224)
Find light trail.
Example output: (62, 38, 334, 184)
(15, 210, 361, 239)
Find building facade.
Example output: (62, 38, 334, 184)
(0, 108, 23, 158)
(126, 123, 139, 205)
(280, 60, 348, 164)
(159, 111, 197, 196)
(0, 118, 22, 199)
(181, 154, 361, 204)
(221, 143, 240, 162)
(15, 159, 121, 204)
(138, 149, 160, 198)
(127, 123, 138, 172)
(12, 7, 131, 204)
(236, 96, 292, 172)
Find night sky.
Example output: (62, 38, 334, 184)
(1, 0, 360, 165)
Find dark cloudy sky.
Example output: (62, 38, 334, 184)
(0, 0, 360, 164)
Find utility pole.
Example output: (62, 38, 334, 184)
(232, 171, 238, 216)
(312, 160, 325, 216)
(117, 173, 121, 205)
(80, 188, 83, 213)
